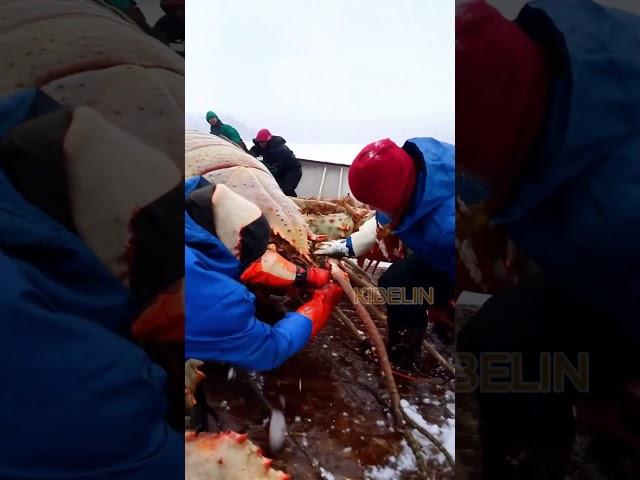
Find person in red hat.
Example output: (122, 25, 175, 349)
(456, 1, 640, 478)
(315, 137, 455, 370)
(249, 129, 302, 196)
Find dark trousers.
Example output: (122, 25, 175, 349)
(378, 255, 453, 361)
(276, 168, 302, 197)
(458, 273, 639, 478)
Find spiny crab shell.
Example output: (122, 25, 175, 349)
(1, 0, 185, 170)
(185, 430, 290, 480)
(186, 131, 312, 260)
(291, 197, 374, 240)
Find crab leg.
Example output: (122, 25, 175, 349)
(328, 260, 430, 477)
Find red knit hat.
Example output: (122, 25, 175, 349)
(456, 0, 550, 211)
(255, 129, 272, 142)
(348, 139, 417, 221)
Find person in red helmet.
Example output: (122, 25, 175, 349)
(456, 1, 640, 478)
(249, 128, 302, 196)
(315, 138, 455, 370)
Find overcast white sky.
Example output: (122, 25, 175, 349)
(186, 0, 454, 145)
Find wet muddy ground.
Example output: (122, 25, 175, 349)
(189, 296, 456, 479)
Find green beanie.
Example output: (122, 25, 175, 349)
(206, 111, 218, 122)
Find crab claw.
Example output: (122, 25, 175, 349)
(185, 387, 198, 410)
(327, 259, 349, 283)
(314, 234, 329, 242)
(185, 359, 207, 411)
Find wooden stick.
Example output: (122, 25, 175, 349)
(343, 268, 384, 304)
(402, 410, 455, 469)
(343, 258, 377, 284)
(329, 261, 430, 478)
(370, 260, 381, 275)
(333, 308, 365, 341)
(423, 340, 455, 376)
(340, 262, 455, 377)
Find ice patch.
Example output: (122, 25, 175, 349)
(364, 440, 416, 480)
(401, 399, 455, 464)
(365, 400, 455, 478)
(320, 467, 336, 480)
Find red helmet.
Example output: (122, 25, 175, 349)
(348, 139, 417, 220)
(255, 129, 272, 143)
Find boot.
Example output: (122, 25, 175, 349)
(387, 324, 426, 371)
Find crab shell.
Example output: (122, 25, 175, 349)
(185, 430, 290, 480)
(1, 0, 185, 170)
(304, 212, 354, 239)
(185, 131, 312, 258)
(292, 197, 375, 241)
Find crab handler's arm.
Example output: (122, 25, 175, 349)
(0, 89, 183, 480)
(314, 215, 378, 257)
(185, 249, 342, 371)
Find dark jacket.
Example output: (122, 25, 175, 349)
(462, 0, 640, 339)
(249, 136, 301, 177)
(498, 0, 640, 339)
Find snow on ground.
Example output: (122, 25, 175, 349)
(402, 397, 455, 465)
(319, 467, 336, 480)
(365, 440, 420, 480)
(364, 394, 455, 479)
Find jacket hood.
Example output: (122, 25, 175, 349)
(185, 177, 241, 278)
(495, 0, 640, 223)
(269, 135, 286, 147)
(378, 138, 455, 233)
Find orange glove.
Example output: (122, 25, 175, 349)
(296, 282, 344, 337)
(131, 280, 184, 343)
(303, 266, 330, 288)
(241, 249, 330, 289)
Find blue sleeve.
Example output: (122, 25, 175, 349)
(0, 89, 183, 478)
(402, 207, 456, 281)
(0, 89, 36, 136)
(0, 253, 182, 480)
(186, 251, 312, 371)
(345, 236, 356, 256)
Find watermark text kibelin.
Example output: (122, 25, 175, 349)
(353, 287, 435, 305)
(456, 352, 590, 393)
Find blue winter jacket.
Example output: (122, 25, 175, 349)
(492, 1, 640, 338)
(372, 138, 456, 281)
(185, 176, 312, 370)
(0, 90, 182, 479)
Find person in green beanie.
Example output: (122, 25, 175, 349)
(206, 111, 248, 152)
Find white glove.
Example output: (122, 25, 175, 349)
(314, 215, 378, 257)
(349, 215, 378, 256)
(314, 238, 351, 257)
